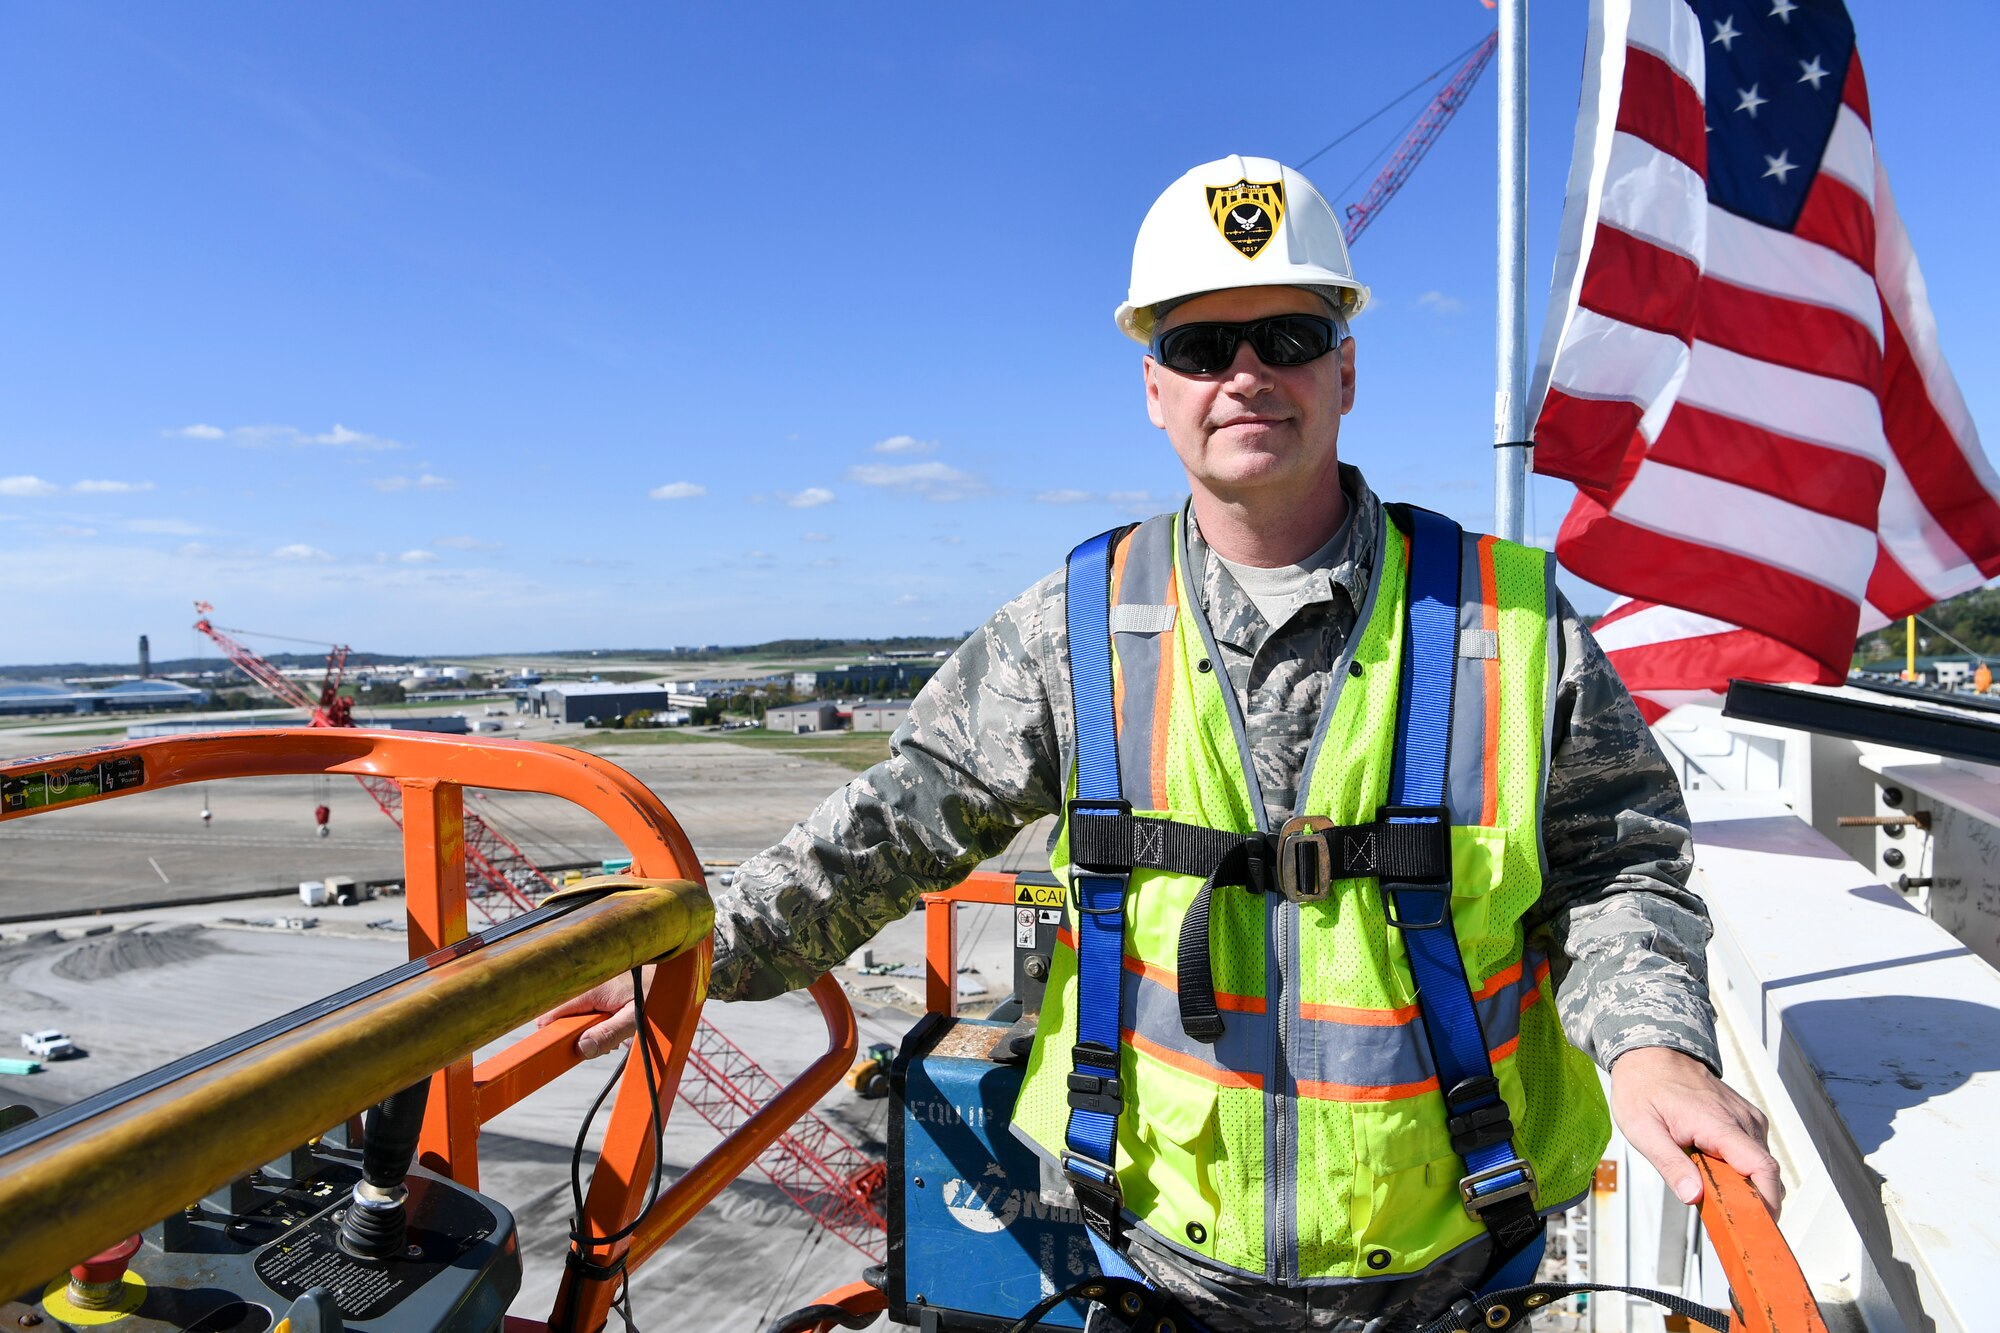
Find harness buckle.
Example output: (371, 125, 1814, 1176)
(1459, 1158, 1539, 1220)
(1059, 1147, 1125, 1238)
(1277, 816, 1336, 902)
(1067, 1041, 1124, 1116)
(1378, 803, 1454, 929)
(1067, 797, 1135, 875)
(1445, 1075, 1517, 1156)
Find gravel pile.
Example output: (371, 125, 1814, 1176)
(52, 923, 231, 981)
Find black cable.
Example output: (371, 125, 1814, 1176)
(1297, 34, 1488, 170)
(559, 966, 669, 1332)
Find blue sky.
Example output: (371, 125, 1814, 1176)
(3, 1, 1993, 665)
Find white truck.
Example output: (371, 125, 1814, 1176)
(20, 1029, 76, 1060)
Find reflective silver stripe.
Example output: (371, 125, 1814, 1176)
(1122, 963, 1270, 1076)
(1447, 532, 1491, 826)
(1459, 628, 1499, 659)
(1110, 603, 1178, 634)
(1103, 945, 1548, 1099)
(1112, 517, 1177, 809)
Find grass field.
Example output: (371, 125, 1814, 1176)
(564, 726, 892, 772)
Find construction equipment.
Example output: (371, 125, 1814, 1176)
(189, 608, 890, 1259)
(1341, 30, 1499, 245)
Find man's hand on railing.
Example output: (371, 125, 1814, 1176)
(537, 966, 650, 1059)
(1609, 1045, 1784, 1216)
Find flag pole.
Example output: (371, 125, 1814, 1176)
(1494, 0, 1531, 543)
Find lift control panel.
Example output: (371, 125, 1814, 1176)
(0, 1123, 520, 1333)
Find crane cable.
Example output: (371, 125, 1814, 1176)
(1295, 33, 1491, 172)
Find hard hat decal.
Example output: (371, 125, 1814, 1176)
(1205, 178, 1285, 259)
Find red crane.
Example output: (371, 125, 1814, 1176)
(193, 602, 544, 921)
(1342, 30, 1499, 245)
(191, 603, 888, 1257)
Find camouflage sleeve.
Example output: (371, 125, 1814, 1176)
(1527, 592, 1720, 1073)
(706, 570, 1069, 1003)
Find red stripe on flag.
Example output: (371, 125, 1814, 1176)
(1693, 276, 1882, 391)
(1533, 389, 1646, 497)
(1580, 224, 1701, 339)
(1879, 309, 2000, 579)
(1841, 53, 1871, 128)
(1865, 543, 1935, 618)
(1607, 625, 1828, 692)
(1646, 406, 1884, 530)
(1791, 174, 1875, 276)
(1616, 48, 1707, 174)
(1558, 495, 1861, 675)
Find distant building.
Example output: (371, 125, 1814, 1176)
(0, 679, 210, 717)
(765, 701, 840, 734)
(530, 681, 690, 725)
(849, 698, 913, 732)
(792, 662, 938, 697)
(1855, 653, 1988, 688)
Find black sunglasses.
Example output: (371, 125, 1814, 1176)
(1149, 313, 1342, 375)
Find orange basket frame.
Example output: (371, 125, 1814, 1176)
(0, 728, 858, 1333)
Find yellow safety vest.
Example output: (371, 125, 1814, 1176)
(1011, 506, 1610, 1283)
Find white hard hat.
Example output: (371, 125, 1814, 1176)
(1115, 154, 1370, 346)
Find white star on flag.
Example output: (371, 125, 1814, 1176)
(1736, 84, 1768, 117)
(1798, 55, 1829, 89)
(1769, 0, 1798, 22)
(1762, 150, 1796, 183)
(1711, 15, 1740, 49)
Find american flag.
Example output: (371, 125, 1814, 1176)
(1529, 0, 2000, 720)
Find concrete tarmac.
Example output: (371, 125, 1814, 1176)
(0, 727, 1034, 1328)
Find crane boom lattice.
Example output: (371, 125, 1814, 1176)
(1342, 30, 1499, 245)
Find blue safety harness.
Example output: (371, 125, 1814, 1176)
(1004, 507, 1729, 1333)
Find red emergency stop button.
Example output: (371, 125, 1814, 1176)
(67, 1234, 142, 1309)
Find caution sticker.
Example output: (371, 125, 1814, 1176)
(1013, 880, 1065, 908)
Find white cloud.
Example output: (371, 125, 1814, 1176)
(1107, 490, 1162, 511)
(73, 479, 155, 494)
(847, 461, 988, 501)
(168, 422, 404, 450)
(800, 531, 831, 542)
(370, 473, 454, 493)
(273, 543, 334, 562)
(896, 593, 921, 604)
(436, 535, 502, 550)
(1415, 290, 1464, 315)
(125, 517, 206, 536)
(54, 525, 97, 539)
(0, 476, 60, 497)
(871, 434, 937, 455)
(177, 542, 212, 558)
(1035, 488, 1094, 505)
(782, 487, 836, 509)
(649, 481, 707, 500)
(399, 549, 439, 564)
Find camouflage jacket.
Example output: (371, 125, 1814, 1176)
(708, 464, 1717, 1074)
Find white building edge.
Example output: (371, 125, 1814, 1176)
(1578, 685, 2000, 1332)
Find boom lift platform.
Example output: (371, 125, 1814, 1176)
(0, 732, 1825, 1333)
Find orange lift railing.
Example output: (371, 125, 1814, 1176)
(0, 729, 858, 1333)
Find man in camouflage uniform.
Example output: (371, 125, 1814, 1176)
(551, 157, 1780, 1331)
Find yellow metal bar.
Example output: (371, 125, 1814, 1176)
(1906, 615, 1918, 680)
(0, 882, 712, 1297)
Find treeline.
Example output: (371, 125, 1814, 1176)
(1855, 586, 2000, 663)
